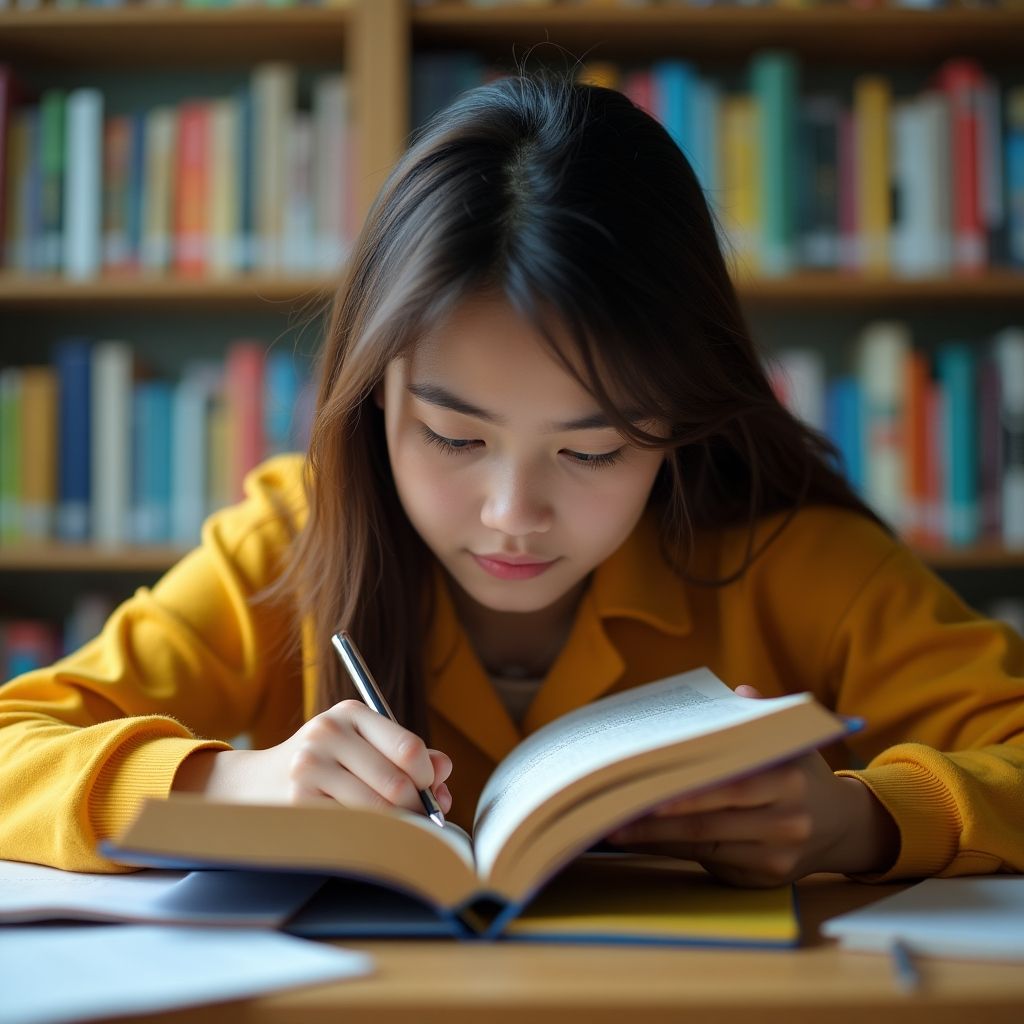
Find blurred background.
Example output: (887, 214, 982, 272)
(1, 0, 1022, 678)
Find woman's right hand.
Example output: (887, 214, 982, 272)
(171, 698, 453, 819)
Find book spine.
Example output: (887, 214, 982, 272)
(936, 343, 978, 546)
(264, 350, 300, 456)
(102, 115, 133, 273)
(141, 106, 175, 273)
(993, 327, 1024, 547)
(63, 88, 103, 280)
(837, 106, 858, 272)
(19, 366, 58, 541)
(977, 352, 1003, 543)
(853, 75, 891, 276)
(857, 321, 911, 532)
(0, 368, 23, 543)
(90, 341, 132, 547)
(171, 362, 219, 546)
(825, 376, 864, 495)
(312, 72, 348, 273)
(174, 101, 210, 278)
(225, 341, 265, 502)
(283, 111, 314, 274)
(0, 64, 11, 268)
(797, 94, 840, 270)
(126, 111, 145, 273)
(719, 95, 759, 278)
(652, 59, 697, 172)
(1008, 87, 1024, 268)
(252, 62, 297, 273)
(751, 51, 798, 276)
(902, 349, 931, 546)
(207, 97, 239, 278)
(54, 338, 92, 542)
(38, 89, 65, 273)
(131, 379, 173, 544)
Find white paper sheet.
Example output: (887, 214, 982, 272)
(1, 924, 373, 1024)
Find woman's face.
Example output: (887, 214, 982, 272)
(377, 292, 666, 616)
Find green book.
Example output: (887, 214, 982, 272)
(39, 90, 66, 273)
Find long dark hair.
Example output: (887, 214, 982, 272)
(271, 71, 883, 733)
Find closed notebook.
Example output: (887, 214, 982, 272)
(102, 668, 850, 943)
(822, 877, 1024, 961)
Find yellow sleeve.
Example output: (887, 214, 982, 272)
(825, 540, 1024, 881)
(0, 454, 306, 871)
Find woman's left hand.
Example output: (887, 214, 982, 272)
(605, 685, 900, 887)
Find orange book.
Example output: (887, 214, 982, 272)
(225, 341, 265, 502)
(174, 101, 209, 278)
(903, 350, 930, 547)
(19, 367, 57, 541)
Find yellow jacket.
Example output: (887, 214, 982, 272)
(2, 454, 1022, 878)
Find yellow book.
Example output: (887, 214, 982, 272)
(207, 97, 239, 279)
(577, 61, 620, 91)
(855, 75, 891, 276)
(720, 95, 760, 281)
(19, 366, 57, 540)
(106, 668, 845, 944)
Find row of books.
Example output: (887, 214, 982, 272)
(0, 63, 355, 279)
(415, 1, 1024, 9)
(6, 587, 1024, 684)
(414, 52, 1024, 277)
(0, 339, 313, 549)
(769, 324, 1024, 549)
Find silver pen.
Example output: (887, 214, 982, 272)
(330, 630, 446, 828)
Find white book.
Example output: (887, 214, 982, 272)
(283, 111, 315, 274)
(857, 321, 912, 533)
(90, 341, 132, 547)
(63, 88, 104, 280)
(313, 72, 350, 272)
(207, 97, 239, 278)
(892, 96, 951, 278)
(252, 62, 297, 273)
(993, 327, 1024, 548)
(772, 349, 827, 433)
(141, 106, 176, 273)
(823, 877, 1024, 961)
(171, 361, 221, 547)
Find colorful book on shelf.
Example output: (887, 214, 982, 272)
(1008, 87, 1024, 269)
(54, 338, 92, 543)
(174, 101, 210, 279)
(171, 361, 221, 548)
(131, 378, 173, 545)
(38, 89, 65, 274)
(902, 349, 931, 547)
(936, 343, 979, 546)
(225, 341, 266, 502)
(1, 620, 60, 680)
(90, 341, 133, 547)
(993, 328, 1024, 547)
(141, 106, 175, 273)
(719, 93, 760, 278)
(19, 366, 57, 542)
(102, 668, 853, 944)
(978, 351, 1003, 544)
(854, 75, 891, 276)
(0, 368, 22, 543)
(208, 97, 239, 279)
(825, 376, 863, 496)
(64, 87, 103, 280)
(797, 94, 840, 270)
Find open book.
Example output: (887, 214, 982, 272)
(103, 668, 855, 940)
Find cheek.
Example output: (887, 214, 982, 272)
(391, 441, 470, 531)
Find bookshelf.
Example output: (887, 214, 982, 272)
(1, 0, 1022, 664)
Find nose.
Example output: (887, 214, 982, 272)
(479, 462, 553, 538)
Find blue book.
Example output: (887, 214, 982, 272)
(131, 379, 173, 544)
(1007, 123, 1024, 268)
(264, 350, 302, 456)
(236, 83, 254, 272)
(825, 376, 864, 496)
(126, 111, 146, 269)
(652, 60, 698, 177)
(936, 344, 978, 546)
(53, 338, 92, 542)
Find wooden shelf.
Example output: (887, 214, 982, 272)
(1, 542, 1021, 574)
(414, 5, 1024, 64)
(0, 544, 189, 574)
(0, 271, 1021, 312)
(0, 273, 338, 310)
(0, 6, 351, 69)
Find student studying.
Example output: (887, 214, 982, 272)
(1, 71, 1022, 916)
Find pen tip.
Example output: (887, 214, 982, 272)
(430, 810, 446, 828)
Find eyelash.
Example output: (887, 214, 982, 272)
(418, 425, 625, 470)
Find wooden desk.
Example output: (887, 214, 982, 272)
(134, 874, 1024, 1024)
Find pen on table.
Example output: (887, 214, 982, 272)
(330, 630, 446, 828)
(889, 939, 920, 994)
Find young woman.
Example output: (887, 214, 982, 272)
(1, 74, 1021, 887)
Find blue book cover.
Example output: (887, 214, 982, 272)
(825, 376, 864, 496)
(132, 379, 173, 544)
(53, 338, 92, 542)
(936, 344, 978, 546)
(652, 60, 698, 176)
(264, 350, 301, 456)
(1007, 127, 1024, 268)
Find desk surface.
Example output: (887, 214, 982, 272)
(134, 874, 1024, 1024)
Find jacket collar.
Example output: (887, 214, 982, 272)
(425, 507, 692, 766)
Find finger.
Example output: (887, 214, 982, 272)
(652, 762, 807, 816)
(435, 782, 452, 814)
(428, 749, 453, 785)
(608, 806, 812, 847)
(329, 700, 436, 790)
(292, 750, 405, 813)
(735, 684, 763, 699)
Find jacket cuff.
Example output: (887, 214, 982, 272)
(88, 733, 232, 844)
(835, 761, 961, 881)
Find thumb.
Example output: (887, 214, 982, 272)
(735, 684, 764, 699)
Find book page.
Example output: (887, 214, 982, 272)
(472, 669, 810, 878)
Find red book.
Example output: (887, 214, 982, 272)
(225, 340, 266, 502)
(903, 349, 930, 547)
(174, 101, 209, 278)
(103, 115, 134, 275)
(622, 69, 655, 117)
(934, 59, 986, 274)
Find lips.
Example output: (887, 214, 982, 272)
(471, 553, 558, 581)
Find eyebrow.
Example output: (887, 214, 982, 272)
(408, 382, 638, 432)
